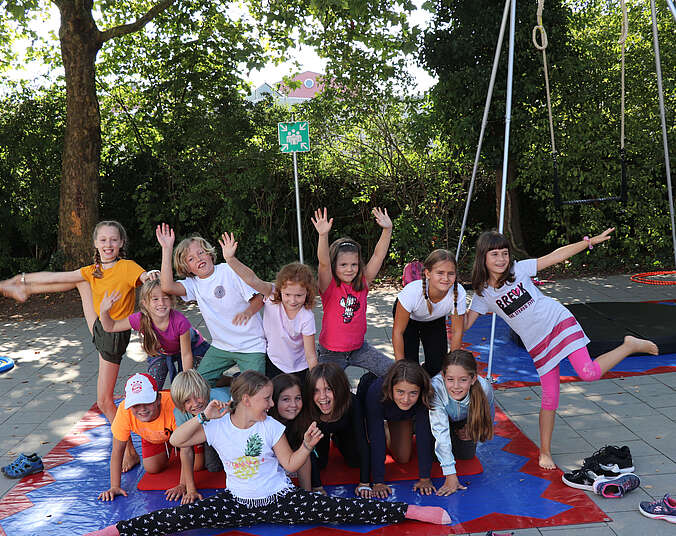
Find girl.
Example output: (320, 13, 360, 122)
(0, 221, 154, 471)
(85, 371, 450, 536)
(156, 224, 266, 385)
(170, 369, 230, 504)
(311, 207, 393, 377)
(466, 229, 658, 470)
(270, 374, 311, 490)
(357, 361, 436, 498)
(218, 233, 318, 379)
(392, 249, 467, 376)
(430, 350, 494, 496)
(305, 363, 372, 497)
(100, 279, 210, 388)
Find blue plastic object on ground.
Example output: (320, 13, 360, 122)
(0, 356, 14, 373)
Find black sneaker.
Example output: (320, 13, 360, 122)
(562, 461, 619, 491)
(583, 445, 634, 474)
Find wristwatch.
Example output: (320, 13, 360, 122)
(197, 412, 210, 425)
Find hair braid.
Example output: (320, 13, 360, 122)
(422, 270, 433, 315)
(453, 280, 458, 315)
(93, 249, 103, 279)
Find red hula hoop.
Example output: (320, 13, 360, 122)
(630, 271, 676, 285)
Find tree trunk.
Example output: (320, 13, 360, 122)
(56, 1, 102, 269)
(495, 161, 529, 258)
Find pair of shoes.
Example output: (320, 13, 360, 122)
(583, 445, 634, 474)
(562, 460, 620, 491)
(1, 453, 44, 478)
(639, 494, 676, 524)
(562, 460, 640, 497)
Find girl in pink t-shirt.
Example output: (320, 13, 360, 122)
(311, 207, 393, 377)
(100, 279, 210, 388)
(219, 233, 318, 380)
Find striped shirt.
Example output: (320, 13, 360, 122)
(469, 259, 589, 376)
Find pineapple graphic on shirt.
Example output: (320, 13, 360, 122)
(233, 433, 262, 479)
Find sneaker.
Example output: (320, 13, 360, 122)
(584, 445, 634, 474)
(639, 494, 676, 524)
(562, 461, 619, 491)
(1, 453, 44, 479)
(593, 473, 640, 498)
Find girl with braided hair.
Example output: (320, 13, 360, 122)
(0, 220, 157, 472)
(392, 249, 466, 376)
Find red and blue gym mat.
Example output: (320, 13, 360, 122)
(0, 403, 607, 535)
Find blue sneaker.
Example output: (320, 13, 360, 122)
(592, 472, 640, 498)
(1, 453, 44, 479)
(639, 494, 676, 524)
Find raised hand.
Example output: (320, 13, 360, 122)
(204, 399, 230, 421)
(311, 208, 333, 235)
(156, 223, 176, 250)
(372, 207, 392, 230)
(218, 232, 238, 260)
(591, 227, 615, 246)
(99, 290, 121, 314)
(303, 421, 324, 449)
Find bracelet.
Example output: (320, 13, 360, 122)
(356, 485, 372, 493)
(20, 272, 26, 284)
(583, 236, 593, 250)
(197, 412, 210, 425)
(302, 440, 313, 451)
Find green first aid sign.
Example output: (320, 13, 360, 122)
(278, 121, 310, 153)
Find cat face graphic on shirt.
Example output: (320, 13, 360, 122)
(339, 294, 360, 323)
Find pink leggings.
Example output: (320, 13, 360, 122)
(539, 347, 601, 411)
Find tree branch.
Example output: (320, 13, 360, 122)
(99, 0, 177, 43)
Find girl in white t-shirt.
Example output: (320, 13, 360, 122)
(465, 229, 658, 470)
(85, 371, 451, 536)
(393, 249, 466, 376)
(219, 232, 318, 380)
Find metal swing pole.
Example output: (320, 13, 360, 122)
(456, 0, 512, 261)
(650, 0, 676, 267)
(487, 0, 517, 381)
(665, 0, 676, 23)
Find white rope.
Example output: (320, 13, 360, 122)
(532, 0, 556, 155)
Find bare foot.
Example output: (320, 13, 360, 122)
(121, 449, 140, 473)
(0, 276, 28, 302)
(539, 452, 557, 470)
(625, 336, 659, 356)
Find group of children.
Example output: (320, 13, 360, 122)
(0, 209, 660, 534)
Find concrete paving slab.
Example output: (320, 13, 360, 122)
(606, 510, 676, 536)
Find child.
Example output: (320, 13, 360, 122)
(170, 369, 230, 504)
(0, 220, 154, 471)
(430, 350, 494, 496)
(270, 374, 311, 490)
(465, 229, 658, 470)
(305, 363, 371, 497)
(156, 224, 266, 385)
(100, 279, 210, 388)
(218, 233, 318, 379)
(357, 361, 436, 498)
(98, 373, 181, 502)
(311, 207, 393, 377)
(85, 371, 450, 535)
(392, 249, 467, 376)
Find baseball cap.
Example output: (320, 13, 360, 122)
(124, 373, 158, 408)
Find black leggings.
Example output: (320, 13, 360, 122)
(116, 488, 407, 535)
(310, 432, 361, 488)
(449, 419, 476, 460)
(393, 300, 447, 377)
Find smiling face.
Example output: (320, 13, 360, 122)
(392, 380, 420, 411)
(334, 251, 360, 285)
(94, 225, 123, 264)
(129, 397, 161, 422)
(276, 385, 303, 421)
(313, 377, 335, 416)
(144, 286, 173, 321)
(443, 364, 477, 401)
(185, 240, 215, 279)
(425, 260, 457, 296)
(485, 248, 511, 280)
(183, 394, 208, 416)
(280, 282, 308, 315)
(246, 382, 274, 421)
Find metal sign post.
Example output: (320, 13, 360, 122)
(278, 121, 310, 263)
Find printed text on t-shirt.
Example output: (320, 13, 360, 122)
(494, 282, 535, 317)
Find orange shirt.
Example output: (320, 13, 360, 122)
(111, 391, 176, 444)
(80, 259, 145, 319)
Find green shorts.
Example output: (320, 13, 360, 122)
(197, 346, 265, 386)
(92, 318, 131, 365)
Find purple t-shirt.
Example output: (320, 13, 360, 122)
(128, 309, 202, 356)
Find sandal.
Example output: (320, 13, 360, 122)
(1, 453, 44, 479)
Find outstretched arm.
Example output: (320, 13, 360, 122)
(364, 208, 393, 286)
(537, 228, 614, 271)
(218, 233, 274, 297)
(311, 208, 333, 294)
(156, 223, 187, 297)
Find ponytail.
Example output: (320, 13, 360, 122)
(466, 380, 494, 443)
(452, 280, 458, 315)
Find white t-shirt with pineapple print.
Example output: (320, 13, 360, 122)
(204, 413, 291, 500)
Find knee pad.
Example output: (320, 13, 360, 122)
(579, 361, 602, 382)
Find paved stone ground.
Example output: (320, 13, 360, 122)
(0, 275, 674, 535)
